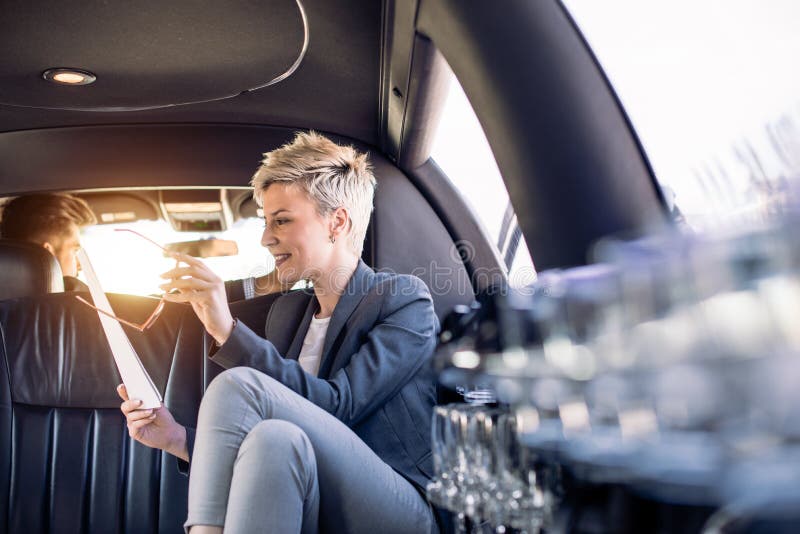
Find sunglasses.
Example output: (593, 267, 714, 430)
(75, 228, 177, 332)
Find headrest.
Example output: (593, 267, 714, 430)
(0, 239, 64, 300)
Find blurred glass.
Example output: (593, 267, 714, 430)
(432, 217, 800, 528)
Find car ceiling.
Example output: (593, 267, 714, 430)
(0, 0, 668, 270)
(0, 0, 382, 143)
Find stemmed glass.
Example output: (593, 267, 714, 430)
(428, 403, 550, 533)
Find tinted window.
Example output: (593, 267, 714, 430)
(431, 65, 536, 289)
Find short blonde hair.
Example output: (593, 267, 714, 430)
(251, 132, 377, 256)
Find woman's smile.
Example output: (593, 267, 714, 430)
(274, 253, 292, 267)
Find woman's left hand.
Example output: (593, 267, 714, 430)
(160, 252, 235, 344)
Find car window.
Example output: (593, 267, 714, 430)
(562, 0, 800, 231)
(80, 217, 272, 296)
(431, 65, 536, 289)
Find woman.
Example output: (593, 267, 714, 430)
(118, 132, 439, 533)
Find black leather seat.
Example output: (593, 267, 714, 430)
(0, 293, 208, 533)
(363, 160, 476, 321)
(0, 239, 64, 300)
(0, 284, 287, 533)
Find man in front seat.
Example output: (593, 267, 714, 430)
(1, 192, 290, 299)
(0, 193, 96, 290)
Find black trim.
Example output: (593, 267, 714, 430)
(416, 0, 668, 269)
(406, 159, 505, 290)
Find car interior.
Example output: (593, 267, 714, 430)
(4, 1, 793, 533)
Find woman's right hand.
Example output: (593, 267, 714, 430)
(117, 384, 189, 462)
(159, 252, 235, 345)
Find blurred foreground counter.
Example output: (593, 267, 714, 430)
(431, 221, 800, 533)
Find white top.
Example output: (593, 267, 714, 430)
(297, 314, 331, 376)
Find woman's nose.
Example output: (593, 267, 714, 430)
(261, 226, 276, 248)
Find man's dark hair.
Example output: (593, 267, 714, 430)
(0, 193, 97, 244)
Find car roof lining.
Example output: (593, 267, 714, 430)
(0, 0, 384, 145)
(0, 124, 361, 195)
(0, 1, 453, 172)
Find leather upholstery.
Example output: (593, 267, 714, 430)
(0, 239, 64, 301)
(368, 158, 475, 320)
(0, 292, 208, 533)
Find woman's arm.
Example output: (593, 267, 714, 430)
(212, 275, 438, 427)
(159, 253, 437, 426)
(160, 252, 236, 343)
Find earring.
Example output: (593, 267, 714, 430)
(330, 235, 336, 244)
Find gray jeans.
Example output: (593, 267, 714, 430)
(185, 367, 437, 534)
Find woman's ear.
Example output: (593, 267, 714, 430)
(42, 241, 56, 256)
(329, 207, 350, 240)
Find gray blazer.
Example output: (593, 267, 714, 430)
(205, 259, 439, 489)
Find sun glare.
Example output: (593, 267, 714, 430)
(80, 218, 272, 296)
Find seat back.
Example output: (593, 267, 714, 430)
(367, 160, 475, 321)
(0, 292, 207, 533)
(0, 239, 64, 300)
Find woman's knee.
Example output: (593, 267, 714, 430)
(237, 420, 317, 480)
(239, 420, 313, 459)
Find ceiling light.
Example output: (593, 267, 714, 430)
(42, 68, 96, 86)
